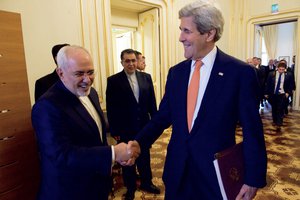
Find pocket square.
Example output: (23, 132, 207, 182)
(218, 72, 224, 76)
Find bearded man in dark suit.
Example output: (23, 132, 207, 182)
(32, 45, 136, 200)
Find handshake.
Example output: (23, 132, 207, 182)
(113, 140, 141, 166)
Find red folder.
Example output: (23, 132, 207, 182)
(213, 142, 244, 200)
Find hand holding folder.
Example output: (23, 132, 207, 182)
(213, 142, 244, 200)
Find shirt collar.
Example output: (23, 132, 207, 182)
(125, 70, 136, 78)
(191, 46, 217, 68)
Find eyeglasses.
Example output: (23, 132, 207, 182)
(123, 59, 137, 64)
(73, 70, 95, 78)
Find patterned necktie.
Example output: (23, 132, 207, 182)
(187, 60, 202, 132)
(275, 73, 282, 95)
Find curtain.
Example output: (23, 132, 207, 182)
(262, 25, 278, 59)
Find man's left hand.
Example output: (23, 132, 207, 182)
(235, 184, 258, 200)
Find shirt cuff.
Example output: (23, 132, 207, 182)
(111, 145, 115, 166)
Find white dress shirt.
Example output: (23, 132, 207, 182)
(274, 71, 285, 94)
(188, 46, 217, 129)
(126, 72, 139, 102)
(79, 96, 115, 165)
(79, 96, 103, 141)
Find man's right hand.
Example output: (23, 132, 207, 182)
(127, 140, 141, 159)
(114, 142, 131, 165)
(114, 142, 140, 166)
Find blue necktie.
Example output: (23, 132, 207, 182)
(275, 73, 282, 95)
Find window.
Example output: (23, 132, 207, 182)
(261, 37, 268, 66)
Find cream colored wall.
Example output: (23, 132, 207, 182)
(247, 0, 300, 17)
(0, 0, 113, 107)
(1, 0, 170, 108)
(0, 0, 82, 105)
(111, 8, 139, 28)
(1, 0, 299, 109)
(0, 0, 234, 107)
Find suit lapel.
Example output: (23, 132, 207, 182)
(136, 71, 143, 102)
(72, 97, 101, 138)
(57, 82, 102, 141)
(88, 90, 107, 145)
(176, 60, 192, 133)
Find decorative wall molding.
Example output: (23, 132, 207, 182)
(80, 0, 113, 105)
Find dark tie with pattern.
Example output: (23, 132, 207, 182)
(275, 73, 282, 95)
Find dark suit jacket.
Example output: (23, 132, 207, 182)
(286, 67, 296, 91)
(265, 70, 294, 96)
(257, 65, 266, 89)
(34, 69, 60, 101)
(290, 63, 295, 74)
(106, 70, 157, 141)
(264, 64, 275, 79)
(32, 80, 112, 200)
(135, 48, 267, 199)
(252, 65, 266, 100)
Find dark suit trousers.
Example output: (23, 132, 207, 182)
(122, 146, 152, 191)
(174, 160, 195, 200)
(170, 157, 222, 200)
(270, 94, 286, 125)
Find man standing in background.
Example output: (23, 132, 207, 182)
(136, 50, 146, 71)
(253, 57, 266, 107)
(106, 48, 160, 200)
(288, 55, 296, 106)
(34, 43, 70, 101)
(265, 61, 294, 125)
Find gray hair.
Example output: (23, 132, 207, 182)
(56, 45, 91, 70)
(179, 1, 224, 42)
